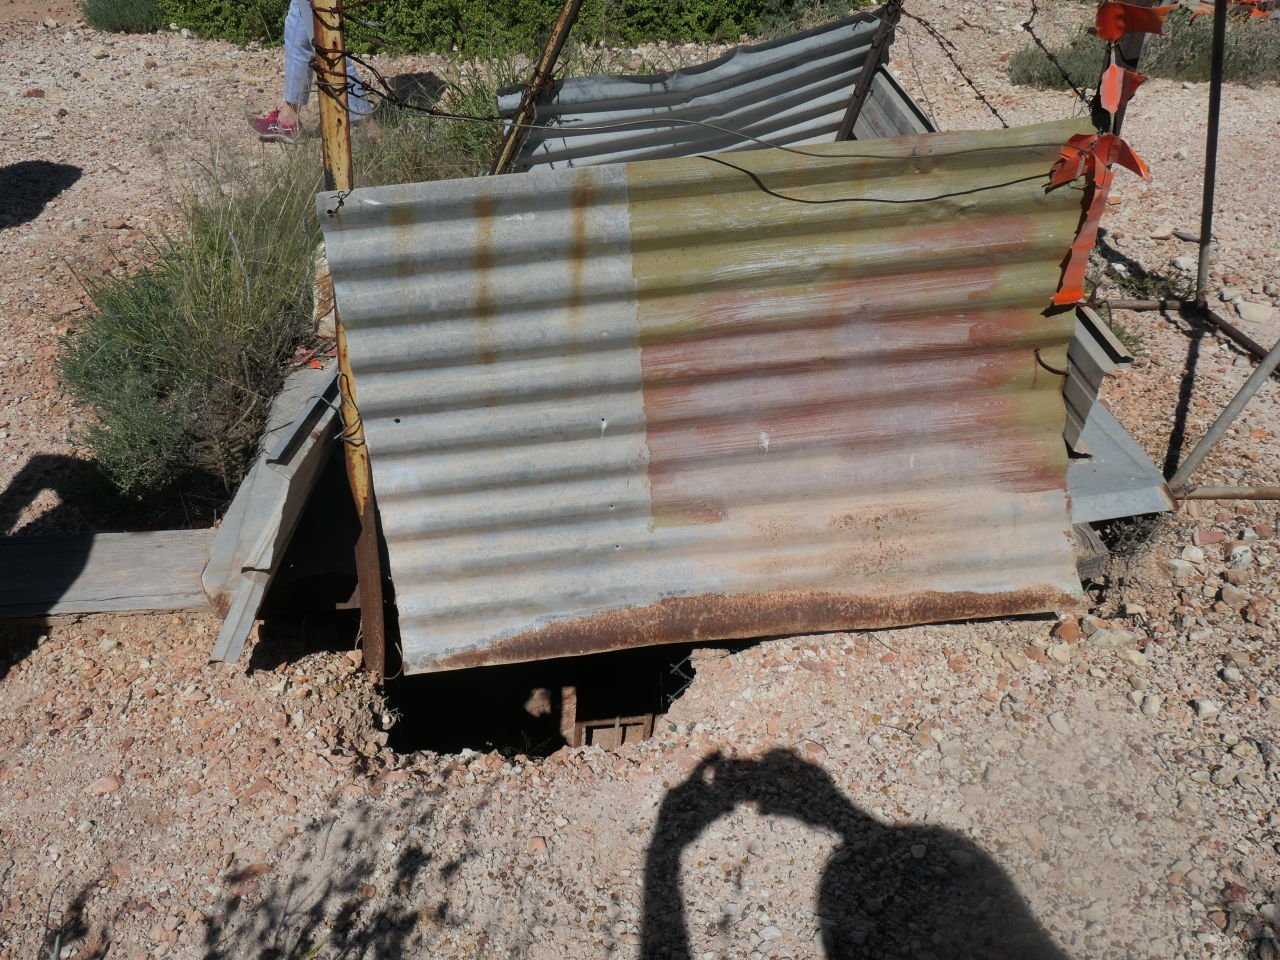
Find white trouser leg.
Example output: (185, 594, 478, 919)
(282, 0, 373, 117)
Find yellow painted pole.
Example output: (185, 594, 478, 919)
(311, 0, 387, 679)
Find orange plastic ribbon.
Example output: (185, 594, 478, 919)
(1192, 0, 1273, 17)
(1048, 133, 1150, 305)
(1099, 63, 1148, 114)
(1095, 2, 1178, 40)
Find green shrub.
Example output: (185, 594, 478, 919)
(154, 0, 836, 53)
(354, 0, 827, 53)
(1010, 8, 1280, 89)
(1008, 27, 1103, 91)
(1142, 7, 1280, 82)
(82, 0, 165, 33)
(60, 110, 476, 504)
(61, 156, 319, 498)
(155, 0, 288, 43)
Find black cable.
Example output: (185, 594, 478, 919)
(695, 153, 1048, 205)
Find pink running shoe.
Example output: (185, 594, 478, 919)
(249, 109, 301, 144)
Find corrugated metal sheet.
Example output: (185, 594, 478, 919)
(1061, 306, 1172, 523)
(495, 13, 934, 172)
(320, 118, 1090, 674)
(1064, 305, 1131, 454)
(1068, 402, 1174, 523)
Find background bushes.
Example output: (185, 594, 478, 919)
(1009, 7, 1280, 89)
(81, 0, 165, 33)
(142, 0, 821, 51)
(153, 0, 290, 43)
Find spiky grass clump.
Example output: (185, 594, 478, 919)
(60, 109, 479, 505)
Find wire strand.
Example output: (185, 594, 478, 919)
(316, 51, 1058, 167)
(1022, 0, 1090, 103)
(899, 11, 1009, 128)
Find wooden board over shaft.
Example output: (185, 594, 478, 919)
(0, 529, 213, 616)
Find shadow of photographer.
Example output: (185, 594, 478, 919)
(642, 748, 1070, 960)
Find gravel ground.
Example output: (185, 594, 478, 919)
(2, 1, 1279, 958)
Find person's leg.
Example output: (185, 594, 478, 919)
(288, 0, 372, 121)
(254, 0, 372, 139)
(279, 0, 313, 128)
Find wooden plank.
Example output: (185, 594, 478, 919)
(1073, 523, 1110, 582)
(0, 529, 213, 616)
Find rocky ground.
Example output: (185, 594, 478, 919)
(1, 0, 1278, 958)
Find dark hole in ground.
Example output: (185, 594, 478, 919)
(243, 459, 747, 757)
(248, 611, 363, 673)
(248, 605, 714, 757)
(383, 642, 706, 757)
(1095, 511, 1168, 562)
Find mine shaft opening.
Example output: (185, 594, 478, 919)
(382, 643, 706, 757)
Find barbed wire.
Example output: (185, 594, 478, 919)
(898, 20, 937, 124)
(898, 11, 1009, 128)
(1021, 0, 1090, 103)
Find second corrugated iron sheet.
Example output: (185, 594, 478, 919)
(495, 12, 934, 172)
(320, 118, 1089, 674)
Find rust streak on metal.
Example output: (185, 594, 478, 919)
(568, 174, 592, 333)
(422, 586, 1083, 672)
(473, 193, 497, 368)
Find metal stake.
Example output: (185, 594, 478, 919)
(835, 0, 904, 141)
(1168, 334, 1280, 492)
(1195, 0, 1227, 304)
(1175, 485, 1280, 500)
(490, 0, 582, 175)
(311, 0, 353, 193)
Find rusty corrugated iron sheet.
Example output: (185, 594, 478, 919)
(319, 118, 1090, 674)
(494, 12, 934, 172)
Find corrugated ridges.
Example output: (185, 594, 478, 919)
(320, 119, 1090, 672)
(494, 13, 934, 171)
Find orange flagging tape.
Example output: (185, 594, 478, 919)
(1099, 63, 1148, 115)
(1192, 0, 1274, 17)
(1048, 133, 1150, 306)
(1095, 2, 1178, 41)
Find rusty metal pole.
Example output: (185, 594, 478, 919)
(1175, 485, 1280, 500)
(1169, 334, 1280, 493)
(490, 0, 582, 175)
(312, 0, 388, 679)
(311, 0, 354, 193)
(835, 0, 905, 141)
(1195, 0, 1228, 304)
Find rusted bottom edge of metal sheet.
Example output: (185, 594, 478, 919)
(411, 585, 1084, 674)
